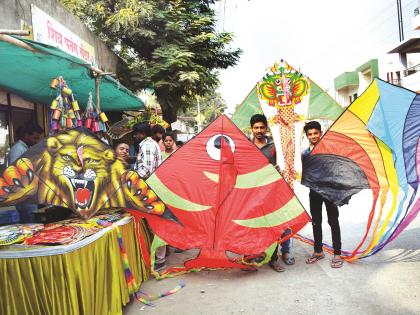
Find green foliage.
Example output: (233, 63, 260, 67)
(60, 0, 241, 122)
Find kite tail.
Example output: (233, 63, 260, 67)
(353, 188, 388, 259)
(367, 187, 410, 256)
(345, 190, 380, 261)
(135, 280, 185, 307)
(116, 225, 138, 295)
(278, 107, 295, 188)
(387, 190, 419, 243)
(357, 188, 398, 258)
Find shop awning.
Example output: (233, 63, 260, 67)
(0, 36, 144, 111)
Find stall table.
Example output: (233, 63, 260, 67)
(0, 216, 150, 315)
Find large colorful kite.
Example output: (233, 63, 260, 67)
(232, 59, 343, 188)
(132, 115, 310, 275)
(302, 79, 420, 260)
(0, 127, 174, 220)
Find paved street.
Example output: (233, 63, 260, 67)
(124, 185, 420, 315)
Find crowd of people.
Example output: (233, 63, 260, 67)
(7, 115, 343, 270)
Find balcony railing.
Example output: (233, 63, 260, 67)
(403, 63, 420, 76)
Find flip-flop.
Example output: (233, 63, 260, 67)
(282, 253, 295, 265)
(331, 258, 344, 268)
(305, 252, 325, 264)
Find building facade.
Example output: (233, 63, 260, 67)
(334, 0, 420, 106)
(0, 0, 122, 171)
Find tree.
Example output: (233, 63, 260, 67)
(180, 90, 226, 130)
(60, 0, 241, 123)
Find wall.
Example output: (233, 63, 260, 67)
(0, 0, 118, 72)
(336, 85, 358, 107)
(402, 70, 420, 92)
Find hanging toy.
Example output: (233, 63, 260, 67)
(83, 92, 94, 131)
(82, 91, 110, 133)
(49, 76, 83, 133)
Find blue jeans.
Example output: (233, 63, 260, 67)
(280, 228, 292, 254)
(271, 228, 292, 262)
(16, 204, 37, 223)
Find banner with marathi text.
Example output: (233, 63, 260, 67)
(31, 4, 96, 65)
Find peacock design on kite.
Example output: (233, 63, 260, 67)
(135, 115, 310, 273)
(257, 61, 310, 188)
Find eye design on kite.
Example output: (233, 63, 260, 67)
(206, 134, 235, 160)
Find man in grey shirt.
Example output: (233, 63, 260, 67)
(8, 123, 44, 223)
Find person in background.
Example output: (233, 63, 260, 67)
(176, 140, 184, 148)
(132, 122, 166, 270)
(162, 132, 177, 160)
(115, 142, 130, 164)
(8, 122, 44, 223)
(151, 124, 165, 152)
(250, 114, 295, 272)
(132, 123, 162, 178)
(302, 121, 343, 268)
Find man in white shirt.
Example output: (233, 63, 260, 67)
(132, 122, 167, 270)
(133, 123, 162, 179)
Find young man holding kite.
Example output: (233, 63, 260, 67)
(250, 114, 295, 272)
(302, 121, 343, 268)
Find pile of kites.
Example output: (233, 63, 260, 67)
(0, 59, 419, 276)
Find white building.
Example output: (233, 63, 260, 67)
(335, 0, 420, 106)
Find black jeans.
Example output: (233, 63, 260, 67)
(309, 190, 341, 255)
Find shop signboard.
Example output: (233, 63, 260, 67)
(31, 4, 96, 65)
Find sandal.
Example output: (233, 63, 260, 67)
(282, 253, 295, 265)
(331, 257, 343, 268)
(269, 259, 285, 272)
(305, 252, 325, 264)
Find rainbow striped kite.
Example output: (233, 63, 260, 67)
(302, 79, 420, 260)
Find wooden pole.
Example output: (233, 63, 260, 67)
(0, 34, 35, 52)
(0, 30, 30, 36)
(95, 76, 100, 112)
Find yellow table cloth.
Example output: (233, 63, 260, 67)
(0, 218, 150, 315)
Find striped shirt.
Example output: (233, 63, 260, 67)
(135, 137, 162, 178)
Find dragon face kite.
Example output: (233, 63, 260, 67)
(136, 115, 310, 273)
(302, 79, 420, 260)
(232, 59, 343, 189)
(0, 127, 173, 220)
